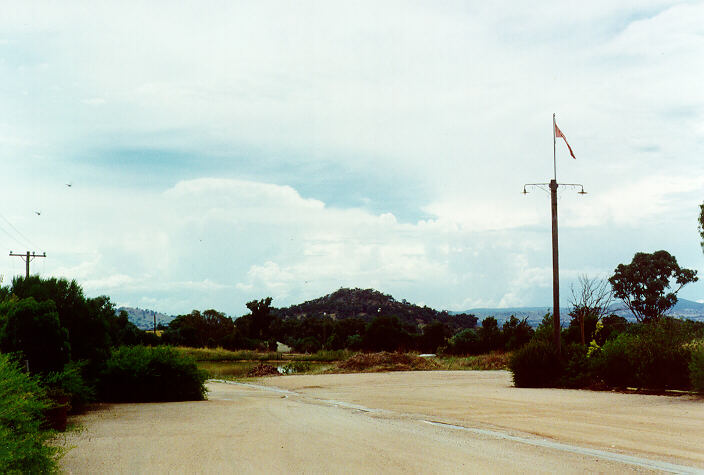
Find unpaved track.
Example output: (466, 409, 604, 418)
(59, 371, 704, 474)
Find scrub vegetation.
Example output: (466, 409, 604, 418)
(510, 247, 704, 391)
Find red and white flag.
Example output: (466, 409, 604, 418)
(554, 122, 576, 159)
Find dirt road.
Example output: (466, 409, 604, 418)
(59, 371, 704, 474)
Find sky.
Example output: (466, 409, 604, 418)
(1, 1, 703, 317)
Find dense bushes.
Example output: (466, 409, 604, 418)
(0, 353, 61, 473)
(98, 346, 207, 402)
(510, 317, 704, 391)
(509, 340, 563, 387)
(45, 360, 96, 411)
(690, 342, 704, 392)
(590, 320, 695, 390)
(444, 316, 533, 355)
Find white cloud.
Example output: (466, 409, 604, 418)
(1, 1, 703, 313)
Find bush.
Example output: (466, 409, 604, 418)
(629, 321, 692, 389)
(590, 319, 701, 390)
(509, 340, 563, 387)
(45, 360, 96, 412)
(592, 334, 635, 388)
(559, 343, 593, 388)
(593, 315, 629, 346)
(97, 346, 207, 402)
(689, 341, 704, 392)
(0, 353, 62, 472)
(443, 329, 481, 355)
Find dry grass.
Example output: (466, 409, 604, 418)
(174, 347, 280, 361)
(175, 347, 352, 362)
(439, 352, 511, 370)
(335, 352, 440, 373)
(188, 346, 510, 378)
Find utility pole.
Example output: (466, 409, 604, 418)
(9, 251, 46, 278)
(523, 114, 585, 354)
(549, 179, 561, 353)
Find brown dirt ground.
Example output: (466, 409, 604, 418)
(58, 370, 704, 473)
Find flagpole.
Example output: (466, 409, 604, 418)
(524, 114, 586, 354)
(553, 113, 557, 181)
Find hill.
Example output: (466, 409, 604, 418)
(459, 298, 704, 327)
(117, 307, 176, 330)
(273, 288, 478, 331)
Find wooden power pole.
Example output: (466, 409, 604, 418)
(9, 251, 46, 278)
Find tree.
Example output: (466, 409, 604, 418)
(325, 317, 365, 350)
(10, 276, 112, 373)
(501, 316, 534, 351)
(165, 309, 234, 348)
(244, 297, 275, 340)
(418, 320, 451, 353)
(477, 317, 502, 352)
(362, 315, 411, 351)
(0, 298, 70, 374)
(608, 250, 698, 323)
(569, 275, 614, 345)
(444, 328, 480, 355)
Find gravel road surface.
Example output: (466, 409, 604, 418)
(59, 370, 704, 474)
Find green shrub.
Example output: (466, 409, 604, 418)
(444, 329, 481, 355)
(98, 346, 207, 402)
(509, 340, 563, 387)
(689, 342, 704, 392)
(593, 315, 629, 346)
(629, 321, 691, 389)
(592, 333, 635, 388)
(590, 319, 699, 390)
(559, 343, 593, 388)
(0, 353, 62, 473)
(45, 360, 96, 412)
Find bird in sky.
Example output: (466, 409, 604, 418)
(66, 183, 72, 187)
(34, 211, 41, 216)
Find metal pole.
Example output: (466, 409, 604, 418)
(550, 179, 561, 353)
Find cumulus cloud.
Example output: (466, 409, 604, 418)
(1, 1, 703, 313)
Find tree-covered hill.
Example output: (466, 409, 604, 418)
(273, 288, 478, 331)
(117, 307, 175, 330)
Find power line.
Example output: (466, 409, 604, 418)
(0, 211, 41, 250)
(0, 223, 26, 249)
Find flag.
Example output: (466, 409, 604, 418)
(554, 122, 576, 159)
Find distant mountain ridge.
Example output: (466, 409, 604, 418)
(117, 306, 175, 330)
(458, 298, 704, 327)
